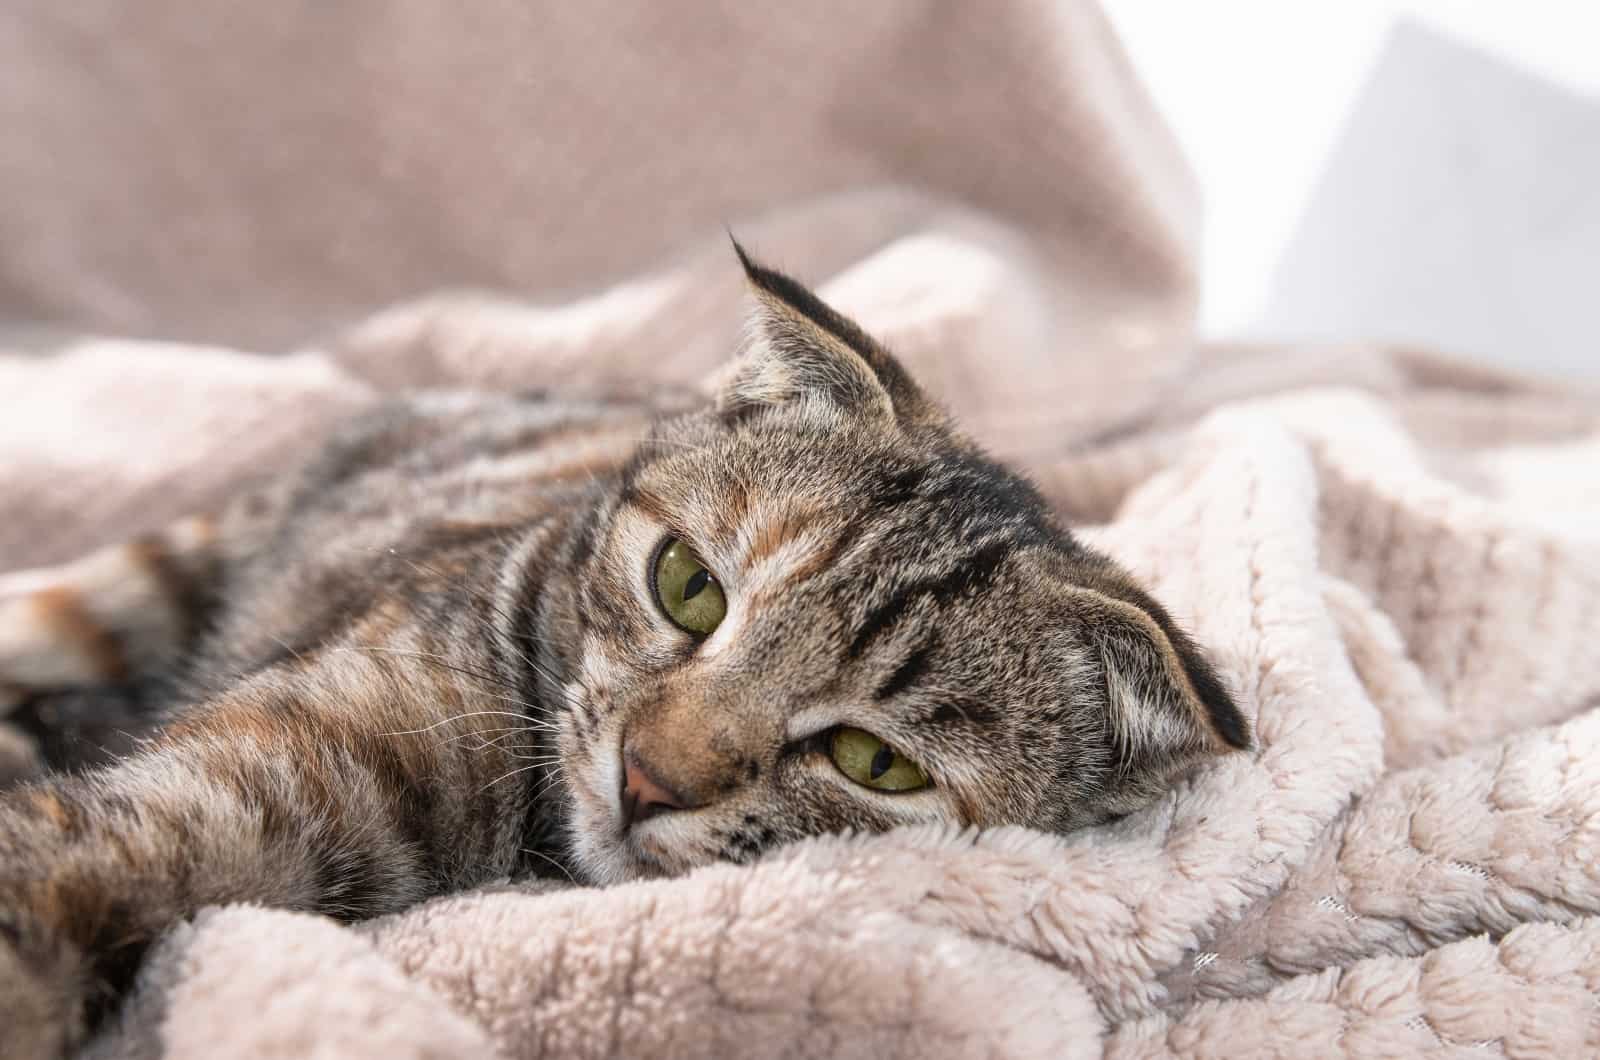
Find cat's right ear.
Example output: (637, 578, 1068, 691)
(715, 242, 937, 425)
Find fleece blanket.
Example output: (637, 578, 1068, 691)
(4, 2, 1600, 1057)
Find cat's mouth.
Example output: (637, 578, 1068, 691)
(599, 815, 685, 881)
(559, 745, 696, 882)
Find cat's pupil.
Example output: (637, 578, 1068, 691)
(682, 567, 710, 602)
(869, 746, 895, 780)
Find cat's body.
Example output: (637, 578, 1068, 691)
(0, 253, 1249, 1057)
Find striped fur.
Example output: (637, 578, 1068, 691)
(0, 252, 1249, 1055)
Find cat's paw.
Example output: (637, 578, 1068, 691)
(0, 567, 102, 715)
(0, 724, 44, 789)
(0, 908, 87, 1060)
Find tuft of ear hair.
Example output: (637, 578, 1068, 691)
(718, 240, 935, 424)
(1063, 585, 1252, 811)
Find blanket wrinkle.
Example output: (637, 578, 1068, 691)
(4, 0, 1600, 1056)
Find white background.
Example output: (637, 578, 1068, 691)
(1101, 1, 1600, 343)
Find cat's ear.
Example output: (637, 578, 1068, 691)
(1064, 585, 1251, 805)
(717, 242, 936, 424)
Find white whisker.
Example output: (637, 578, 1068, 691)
(377, 709, 539, 737)
(520, 845, 576, 884)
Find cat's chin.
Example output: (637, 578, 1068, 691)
(571, 825, 693, 885)
(563, 789, 707, 884)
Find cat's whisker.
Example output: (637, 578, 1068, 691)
(375, 709, 541, 737)
(447, 730, 539, 752)
(519, 846, 576, 884)
(341, 643, 566, 716)
(453, 680, 563, 722)
(478, 762, 550, 793)
(505, 753, 564, 767)
(336, 644, 521, 692)
(498, 743, 561, 758)
(529, 765, 568, 804)
(459, 729, 557, 753)
(267, 634, 309, 666)
(445, 711, 559, 736)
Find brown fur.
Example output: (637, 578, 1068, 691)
(28, 589, 126, 685)
(0, 251, 1248, 1055)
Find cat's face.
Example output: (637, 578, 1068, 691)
(553, 250, 1250, 884)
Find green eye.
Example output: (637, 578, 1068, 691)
(653, 538, 727, 636)
(829, 727, 929, 792)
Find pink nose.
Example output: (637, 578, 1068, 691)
(621, 753, 687, 828)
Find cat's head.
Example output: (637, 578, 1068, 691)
(552, 246, 1250, 883)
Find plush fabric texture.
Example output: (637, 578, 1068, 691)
(4, 2, 1600, 1057)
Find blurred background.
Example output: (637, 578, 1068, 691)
(1106, 0, 1599, 380)
(2, 0, 1594, 396)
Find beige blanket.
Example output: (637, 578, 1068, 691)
(4, 2, 1600, 1057)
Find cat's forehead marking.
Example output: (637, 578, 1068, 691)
(727, 501, 838, 608)
(730, 498, 829, 572)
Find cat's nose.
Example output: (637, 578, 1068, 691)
(620, 750, 690, 828)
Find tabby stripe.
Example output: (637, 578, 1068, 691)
(876, 465, 926, 508)
(874, 640, 933, 701)
(927, 697, 998, 727)
(846, 540, 1014, 658)
(802, 503, 882, 583)
(505, 527, 556, 700)
(565, 502, 604, 571)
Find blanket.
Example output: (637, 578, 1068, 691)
(4, 2, 1600, 1057)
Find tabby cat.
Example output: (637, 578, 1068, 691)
(0, 248, 1250, 1057)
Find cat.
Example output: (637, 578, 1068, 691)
(0, 247, 1250, 1057)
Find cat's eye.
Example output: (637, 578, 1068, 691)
(653, 538, 727, 636)
(829, 727, 929, 792)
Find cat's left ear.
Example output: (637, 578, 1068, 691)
(1062, 583, 1253, 808)
(717, 242, 937, 425)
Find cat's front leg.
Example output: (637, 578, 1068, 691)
(0, 877, 92, 1060)
(0, 662, 537, 1057)
(0, 516, 225, 707)
(0, 516, 231, 786)
(0, 777, 143, 1059)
